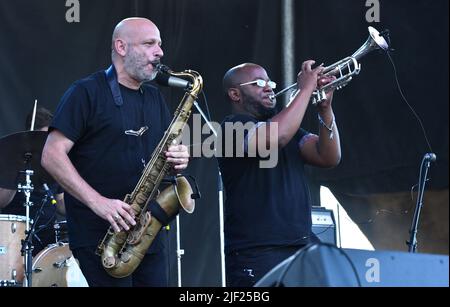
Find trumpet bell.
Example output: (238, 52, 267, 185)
(351, 26, 389, 60)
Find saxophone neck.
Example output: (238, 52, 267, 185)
(156, 64, 203, 97)
(186, 71, 203, 97)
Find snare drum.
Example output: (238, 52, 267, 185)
(0, 214, 26, 286)
(32, 242, 88, 287)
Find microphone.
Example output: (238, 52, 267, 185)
(424, 153, 437, 162)
(43, 183, 57, 205)
(155, 71, 191, 90)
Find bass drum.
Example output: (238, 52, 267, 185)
(0, 214, 26, 286)
(32, 242, 88, 287)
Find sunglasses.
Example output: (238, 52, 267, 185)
(239, 79, 277, 89)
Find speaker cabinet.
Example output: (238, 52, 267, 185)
(254, 244, 449, 287)
(311, 206, 336, 245)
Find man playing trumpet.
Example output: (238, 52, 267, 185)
(218, 61, 341, 287)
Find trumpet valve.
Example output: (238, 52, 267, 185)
(318, 90, 327, 102)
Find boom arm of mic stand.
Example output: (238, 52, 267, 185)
(193, 101, 218, 137)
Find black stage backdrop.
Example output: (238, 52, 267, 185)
(0, 0, 448, 286)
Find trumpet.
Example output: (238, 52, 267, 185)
(270, 26, 389, 104)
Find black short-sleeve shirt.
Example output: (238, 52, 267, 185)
(50, 70, 171, 250)
(217, 113, 318, 254)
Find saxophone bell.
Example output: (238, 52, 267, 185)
(155, 176, 195, 216)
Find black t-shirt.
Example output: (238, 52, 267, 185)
(50, 70, 171, 250)
(217, 113, 318, 254)
(1, 184, 60, 255)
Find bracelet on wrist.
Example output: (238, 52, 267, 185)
(318, 114, 335, 140)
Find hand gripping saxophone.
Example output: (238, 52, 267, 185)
(96, 66, 203, 278)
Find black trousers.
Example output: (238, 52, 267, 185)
(72, 246, 168, 287)
(226, 246, 304, 287)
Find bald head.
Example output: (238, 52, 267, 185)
(223, 63, 263, 95)
(112, 17, 160, 55)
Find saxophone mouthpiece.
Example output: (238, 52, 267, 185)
(155, 63, 171, 73)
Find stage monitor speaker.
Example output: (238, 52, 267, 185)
(311, 206, 336, 245)
(254, 244, 449, 287)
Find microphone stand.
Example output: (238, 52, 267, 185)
(155, 72, 226, 286)
(193, 100, 226, 287)
(164, 175, 201, 287)
(175, 214, 183, 287)
(407, 153, 436, 253)
(217, 170, 226, 286)
(159, 176, 184, 287)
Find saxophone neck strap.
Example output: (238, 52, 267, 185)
(105, 65, 123, 107)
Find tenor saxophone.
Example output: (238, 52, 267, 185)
(96, 66, 203, 278)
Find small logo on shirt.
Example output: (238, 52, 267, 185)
(244, 268, 255, 277)
(125, 126, 149, 137)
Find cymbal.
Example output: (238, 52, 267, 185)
(0, 130, 54, 190)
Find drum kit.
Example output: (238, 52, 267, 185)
(0, 130, 87, 287)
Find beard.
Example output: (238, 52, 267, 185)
(123, 47, 157, 82)
(242, 92, 277, 120)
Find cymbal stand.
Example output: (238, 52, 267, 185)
(17, 168, 34, 287)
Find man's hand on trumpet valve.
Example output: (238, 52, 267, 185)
(316, 75, 337, 109)
(297, 60, 324, 94)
